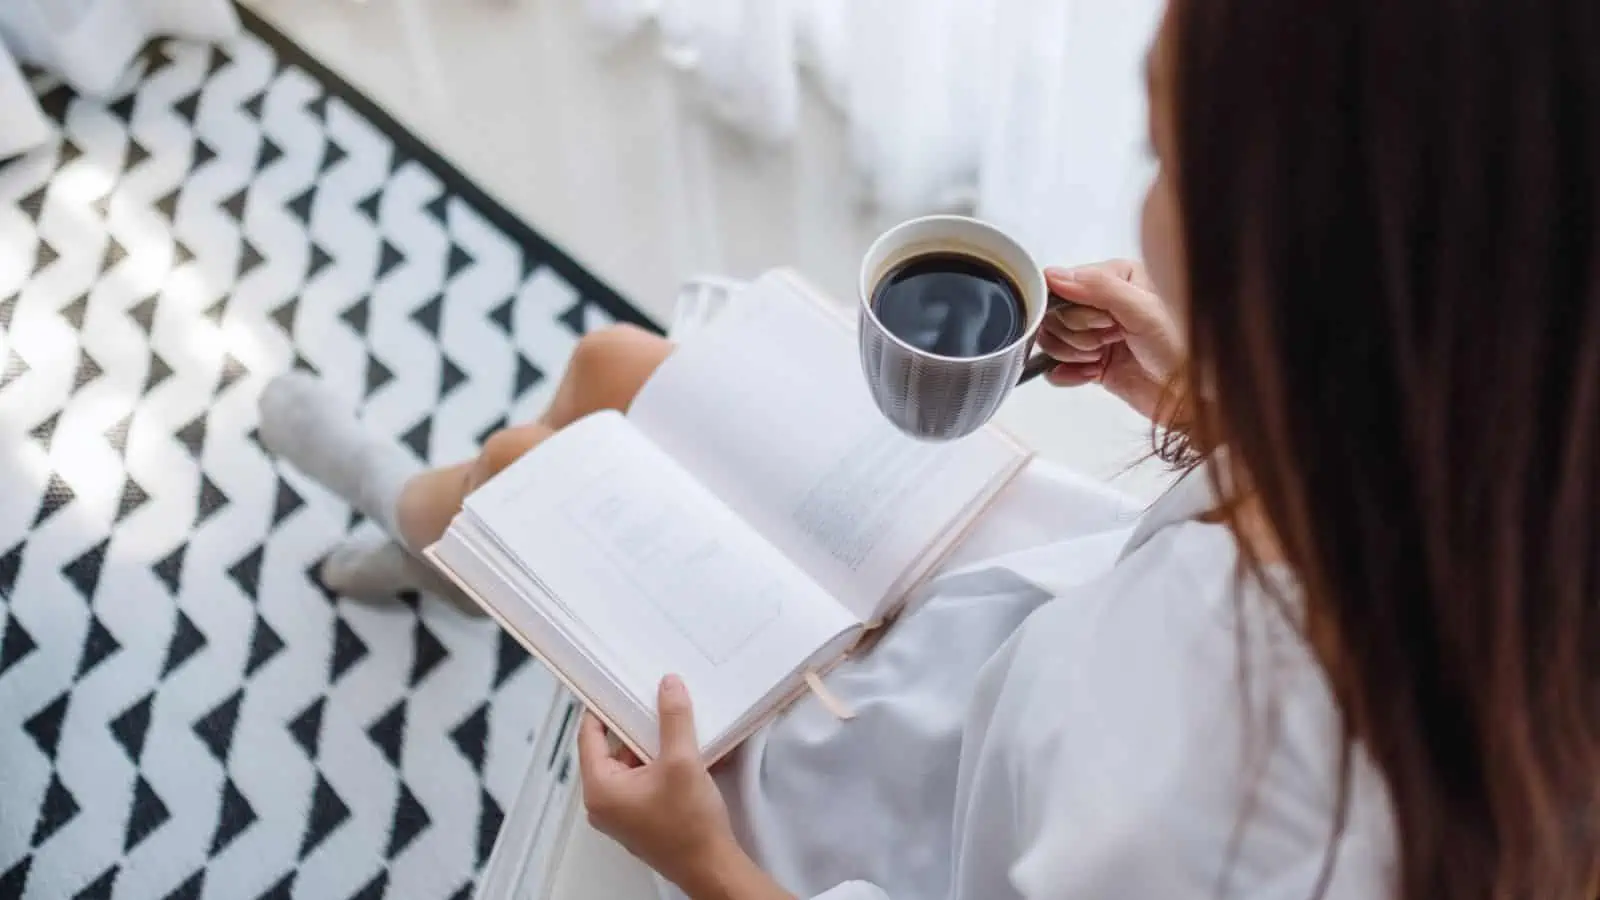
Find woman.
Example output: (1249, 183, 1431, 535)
(263, 0, 1600, 897)
(570, 1, 1600, 897)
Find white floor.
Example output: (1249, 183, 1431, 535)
(245, 2, 1172, 896)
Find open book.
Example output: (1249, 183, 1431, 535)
(426, 272, 1031, 762)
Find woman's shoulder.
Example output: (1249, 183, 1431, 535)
(1015, 514, 1335, 772)
(1002, 519, 1395, 897)
(1017, 512, 1246, 648)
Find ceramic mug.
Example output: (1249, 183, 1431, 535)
(857, 215, 1061, 441)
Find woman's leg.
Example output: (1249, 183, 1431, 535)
(394, 323, 672, 549)
(260, 324, 672, 606)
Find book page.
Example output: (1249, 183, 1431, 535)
(459, 412, 858, 756)
(629, 272, 1029, 623)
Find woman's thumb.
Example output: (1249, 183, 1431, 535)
(657, 675, 700, 759)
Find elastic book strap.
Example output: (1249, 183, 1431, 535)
(803, 670, 856, 720)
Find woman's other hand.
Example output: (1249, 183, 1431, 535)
(1039, 260, 1183, 421)
(579, 676, 788, 899)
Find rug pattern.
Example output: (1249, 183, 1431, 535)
(0, 11, 646, 899)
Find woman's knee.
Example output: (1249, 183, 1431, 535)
(570, 323, 659, 367)
(565, 324, 671, 411)
(467, 423, 554, 492)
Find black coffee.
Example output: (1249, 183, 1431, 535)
(871, 252, 1025, 358)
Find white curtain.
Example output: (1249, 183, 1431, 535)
(585, 0, 1163, 266)
(0, 0, 239, 157)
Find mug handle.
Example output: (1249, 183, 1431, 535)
(1017, 292, 1075, 385)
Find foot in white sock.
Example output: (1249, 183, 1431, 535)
(322, 534, 416, 601)
(258, 373, 418, 536)
(322, 533, 483, 616)
(259, 373, 482, 615)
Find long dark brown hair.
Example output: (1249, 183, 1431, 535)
(1164, 0, 1600, 897)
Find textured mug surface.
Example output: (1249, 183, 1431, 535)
(858, 216, 1049, 441)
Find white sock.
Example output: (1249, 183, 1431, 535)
(322, 533, 482, 616)
(259, 373, 480, 614)
(258, 373, 418, 537)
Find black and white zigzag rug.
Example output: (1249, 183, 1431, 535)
(0, 8, 653, 899)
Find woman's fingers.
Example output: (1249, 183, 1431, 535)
(578, 712, 632, 788)
(1045, 304, 1123, 351)
(1035, 329, 1105, 364)
(1045, 265, 1163, 336)
(1063, 328, 1121, 352)
(1051, 305, 1116, 331)
(1040, 315, 1121, 350)
(612, 743, 642, 767)
(1046, 362, 1103, 387)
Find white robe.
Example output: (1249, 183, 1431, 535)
(697, 462, 1398, 900)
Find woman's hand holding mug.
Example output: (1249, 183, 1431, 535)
(853, 217, 1183, 439)
(1039, 260, 1183, 422)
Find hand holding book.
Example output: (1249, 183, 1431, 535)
(577, 676, 792, 900)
